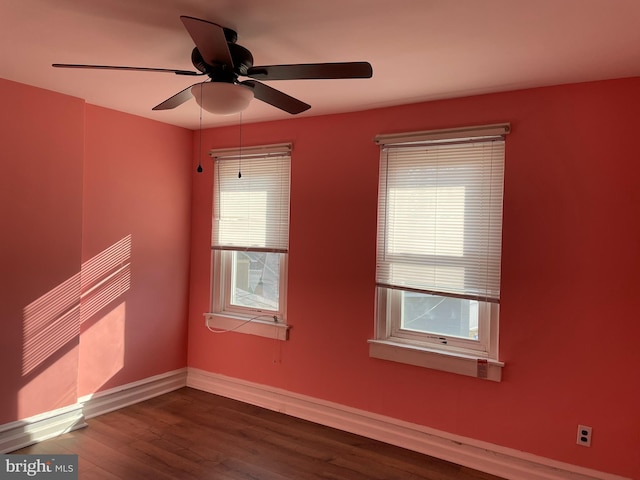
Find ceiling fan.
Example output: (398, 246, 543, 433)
(53, 15, 373, 115)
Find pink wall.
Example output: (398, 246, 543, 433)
(187, 77, 640, 478)
(0, 79, 192, 424)
(0, 79, 84, 423)
(79, 105, 192, 396)
(2, 73, 637, 477)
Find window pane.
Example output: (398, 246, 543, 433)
(230, 251, 281, 311)
(401, 291, 479, 339)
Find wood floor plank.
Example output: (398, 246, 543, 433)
(13, 387, 505, 480)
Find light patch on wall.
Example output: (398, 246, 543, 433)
(78, 301, 126, 393)
(17, 346, 79, 419)
(21, 235, 132, 376)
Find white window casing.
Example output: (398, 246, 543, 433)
(206, 143, 291, 340)
(370, 124, 509, 380)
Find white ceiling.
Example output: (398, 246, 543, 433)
(2, 0, 640, 130)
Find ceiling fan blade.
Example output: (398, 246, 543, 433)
(241, 80, 310, 114)
(246, 61, 373, 80)
(180, 16, 233, 67)
(152, 83, 202, 110)
(52, 63, 201, 76)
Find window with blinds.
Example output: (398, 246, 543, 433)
(210, 144, 291, 321)
(373, 124, 508, 358)
(212, 145, 291, 253)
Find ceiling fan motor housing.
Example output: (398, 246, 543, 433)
(191, 43, 254, 81)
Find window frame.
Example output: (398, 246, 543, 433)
(214, 249, 288, 319)
(369, 124, 509, 380)
(376, 287, 500, 358)
(206, 144, 292, 340)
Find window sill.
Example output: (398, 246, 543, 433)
(368, 339, 503, 382)
(204, 313, 290, 341)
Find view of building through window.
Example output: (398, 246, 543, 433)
(401, 292, 479, 339)
(230, 251, 281, 311)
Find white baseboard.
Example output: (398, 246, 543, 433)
(0, 403, 86, 454)
(0, 368, 187, 453)
(187, 368, 629, 480)
(79, 368, 187, 419)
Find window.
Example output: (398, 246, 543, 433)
(207, 143, 291, 340)
(369, 124, 509, 380)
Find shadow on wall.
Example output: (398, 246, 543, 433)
(18, 235, 132, 417)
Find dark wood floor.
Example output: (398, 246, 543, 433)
(14, 387, 504, 479)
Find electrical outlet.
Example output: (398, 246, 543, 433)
(577, 425, 592, 447)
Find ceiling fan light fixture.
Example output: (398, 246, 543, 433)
(191, 82, 254, 115)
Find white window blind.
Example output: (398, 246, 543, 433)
(376, 128, 506, 303)
(211, 144, 291, 253)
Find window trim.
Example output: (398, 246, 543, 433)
(371, 124, 509, 379)
(368, 339, 504, 382)
(205, 313, 290, 340)
(373, 123, 510, 145)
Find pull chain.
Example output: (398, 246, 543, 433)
(197, 83, 204, 173)
(238, 111, 243, 178)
